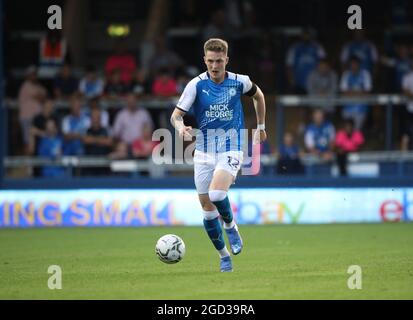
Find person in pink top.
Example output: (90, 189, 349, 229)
(131, 123, 159, 159)
(105, 41, 137, 85)
(18, 66, 47, 154)
(151, 68, 178, 97)
(110, 93, 154, 159)
(335, 119, 364, 176)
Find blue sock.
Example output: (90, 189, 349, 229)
(203, 217, 225, 250)
(212, 196, 233, 224)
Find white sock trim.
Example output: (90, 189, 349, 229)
(203, 210, 219, 220)
(218, 247, 230, 258)
(209, 190, 227, 202)
(224, 221, 236, 229)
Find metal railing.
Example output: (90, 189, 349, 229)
(4, 151, 413, 179)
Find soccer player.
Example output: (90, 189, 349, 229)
(170, 38, 267, 272)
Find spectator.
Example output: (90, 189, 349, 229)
(304, 109, 335, 161)
(17, 65, 47, 154)
(83, 109, 113, 156)
(401, 57, 413, 151)
(105, 40, 137, 85)
(151, 68, 178, 97)
(78, 65, 104, 99)
(286, 30, 326, 93)
(104, 68, 128, 98)
(82, 109, 113, 176)
(111, 94, 154, 158)
(128, 70, 150, 96)
(340, 56, 372, 130)
(340, 30, 378, 74)
(39, 30, 67, 74)
(306, 59, 338, 114)
(202, 9, 230, 42)
(131, 123, 158, 159)
(335, 119, 364, 176)
(277, 132, 304, 175)
(381, 44, 411, 92)
(148, 36, 184, 77)
(29, 99, 60, 156)
(53, 63, 79, 99)
(256, 36, 276, 93)
(37, 119, 65, 178)
(176, 69, 191, 94)
(62, 97, 91, 155)
(85, 97, 110, 130)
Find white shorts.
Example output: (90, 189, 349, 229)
(193, 150, 244, 194)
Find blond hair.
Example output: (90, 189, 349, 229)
(203, 38, 228, 55)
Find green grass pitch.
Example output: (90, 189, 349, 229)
(0, 223, 412, 299)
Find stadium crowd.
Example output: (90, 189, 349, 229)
(8, 2, 413, 178)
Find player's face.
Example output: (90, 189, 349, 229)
(204, 51, 229, 83)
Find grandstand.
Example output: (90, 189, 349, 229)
(2, 0, 413, 187)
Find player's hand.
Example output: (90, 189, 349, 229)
(179, 126, 193, 140)
(253, 128, 267, 144)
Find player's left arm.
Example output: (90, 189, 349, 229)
(250, 84, 267, 143)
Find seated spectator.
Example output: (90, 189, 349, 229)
(401, 57, 413, 151)
(341, 30, 378, 74)
(306, 59, 338, 114)
(151, 68, 178, 97)
(131, 123, 159, 159)
(62, 97, 91, 155)
(37, 119, 65, 178)
(79, 65, 104, 99)
(277, 132, 304, 175)
(304, 109, 335, 161)
(18, 65, 47, 154)
(111, 94, 154, 158)
(335, 119, 364, 176)
(286, 29, 326, 94)
(128, 70, 150, 96)
(85, 97, 110, 130)
(83, 109, 113, 156)
(104, 68, 128, 98)
(381, 44, 411, 92)
(176, 69, 191, 94)
(81, 109, 113, 176)
(105, 40, 137, 86)
(340, 56, 372, 130)
(29, 99, 60, 156)
(53, 63, 79, 99)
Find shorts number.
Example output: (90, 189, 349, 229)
(227, 156, 240, 169)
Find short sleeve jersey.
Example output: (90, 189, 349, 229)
(176, 71, 253, 153)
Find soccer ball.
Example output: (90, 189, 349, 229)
(155, 234, 186, 264)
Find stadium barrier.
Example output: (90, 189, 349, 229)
(4, 150, 413, 178)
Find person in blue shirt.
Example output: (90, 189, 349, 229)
(286, 30, 326, 93)
(381, 44, 411, 92)
(37, 119, 65, 178)
(62, 96, 91, 155)
(341, 30, 378, 74)
(340, 56, 372, 130)
(277, 132, 304, 175)
(170, 38, 267, 272)
(304, 109, 335, 161)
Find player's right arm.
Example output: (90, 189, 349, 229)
(170, 77, 199, 139)
(170, 108, 193, 139)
